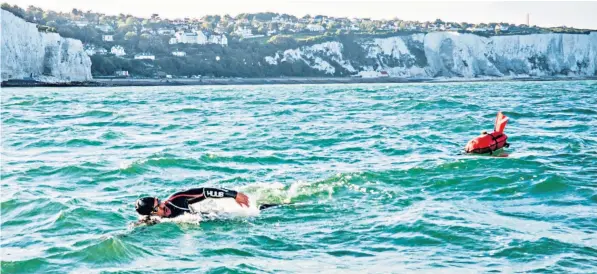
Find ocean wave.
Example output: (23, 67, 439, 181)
(45, 236, 148, 267)
(114, 153, 304, 176)
(165, 107, 202, 114)
(65, 138, 104, 147)
(80, 110, 115, 118)
(2, 117, 39, 125)
(0, 257, 50, 274)
(100, 131, 125, 140)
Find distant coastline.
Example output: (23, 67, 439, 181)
(3, 6, 596, 84)
(2, 76, 596, 88)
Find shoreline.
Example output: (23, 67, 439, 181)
(2, 76, 596, 88)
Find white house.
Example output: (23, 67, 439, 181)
(495, 25, 509, 31)
(95, 24, 113, 32)
(96, 47, 108, 55)
(84, 45, 96, 56)
(73, 20, 89, 27)
(306, 24, 325, 32)
(110, 45, 126, 57)
(208, 34, 228, 46)
(172, 51, 187, 57)
(272, 15, 292, 24)
(195, 31, 210, 44)
(175, 31, 196, 44)
(115, 70, 129, 77)
(174, 25, 190, 31)
(234, 27, 253, 38)
(102, 35, 114, 42)
(468, 27, 489, 32)
(173, 31, 208, 44)
(214, 26, 227, 34)
(168, 38, 178, 45)
(84, 45, 108, 56)
(158, 28, 176, 35)
(141, 27, 156, 35)
(134, 53, 155, 60)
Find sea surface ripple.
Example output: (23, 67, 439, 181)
(1, 81, 596, 273)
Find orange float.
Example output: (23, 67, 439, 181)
(465, 112, 510, 154)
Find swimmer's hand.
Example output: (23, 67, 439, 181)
(134, 216, 160, 227)
(235, 192, 250, 207)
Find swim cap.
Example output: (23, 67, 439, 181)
(135, 197, 156, 215)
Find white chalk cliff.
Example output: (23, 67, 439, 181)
(1, 10, 92, 82)
(265, 32, 597, 78)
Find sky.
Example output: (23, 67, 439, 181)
(4, 0, 597, 29)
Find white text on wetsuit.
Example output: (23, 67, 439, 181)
(206, 190, 224, 197)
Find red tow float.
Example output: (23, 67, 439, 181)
(465, 112, 510, 155)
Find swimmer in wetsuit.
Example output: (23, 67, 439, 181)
(135, 187, 279, 219)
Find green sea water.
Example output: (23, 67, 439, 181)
(1, 81, 596, 273)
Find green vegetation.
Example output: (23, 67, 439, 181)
(548, 27, 593, 35)
(36, 24, 57, 33)
(267, 35, 298, 48)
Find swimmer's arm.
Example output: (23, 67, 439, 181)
(202, 187, 238, 198)
(179, 187, 249, 207)
(173, 187, 236, 198)
(203, 187, 250, 207)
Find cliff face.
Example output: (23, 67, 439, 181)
(265, 32, 597, 78)
(1, 10, 92, 82)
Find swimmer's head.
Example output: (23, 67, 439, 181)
(135, 197, 158, 216)
(135, 197, 171, 217)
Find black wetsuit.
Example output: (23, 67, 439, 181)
(163, 187, 280, 218)
(163, 187, 238, 218)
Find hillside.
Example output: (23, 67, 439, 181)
(2, 4, 596, 79)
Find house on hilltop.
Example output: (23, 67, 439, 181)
(85, 45, 108, 56)
(95, 24, 113, 32)
(172, 51, 186, 57)
(134, 53, 155, 60)
(102, 35, 114, 42)
(110, 45, 126, 56)
(208, 34, 228, 46)
(495, 25, 509, 32)
(234, 27, 254, 38)
(173, 30, 208, 44)
(115, 70, 129, 77)
(158, 28, 176, 35)
(306, 24, 325, 32)
(72, 20, 89, 27)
